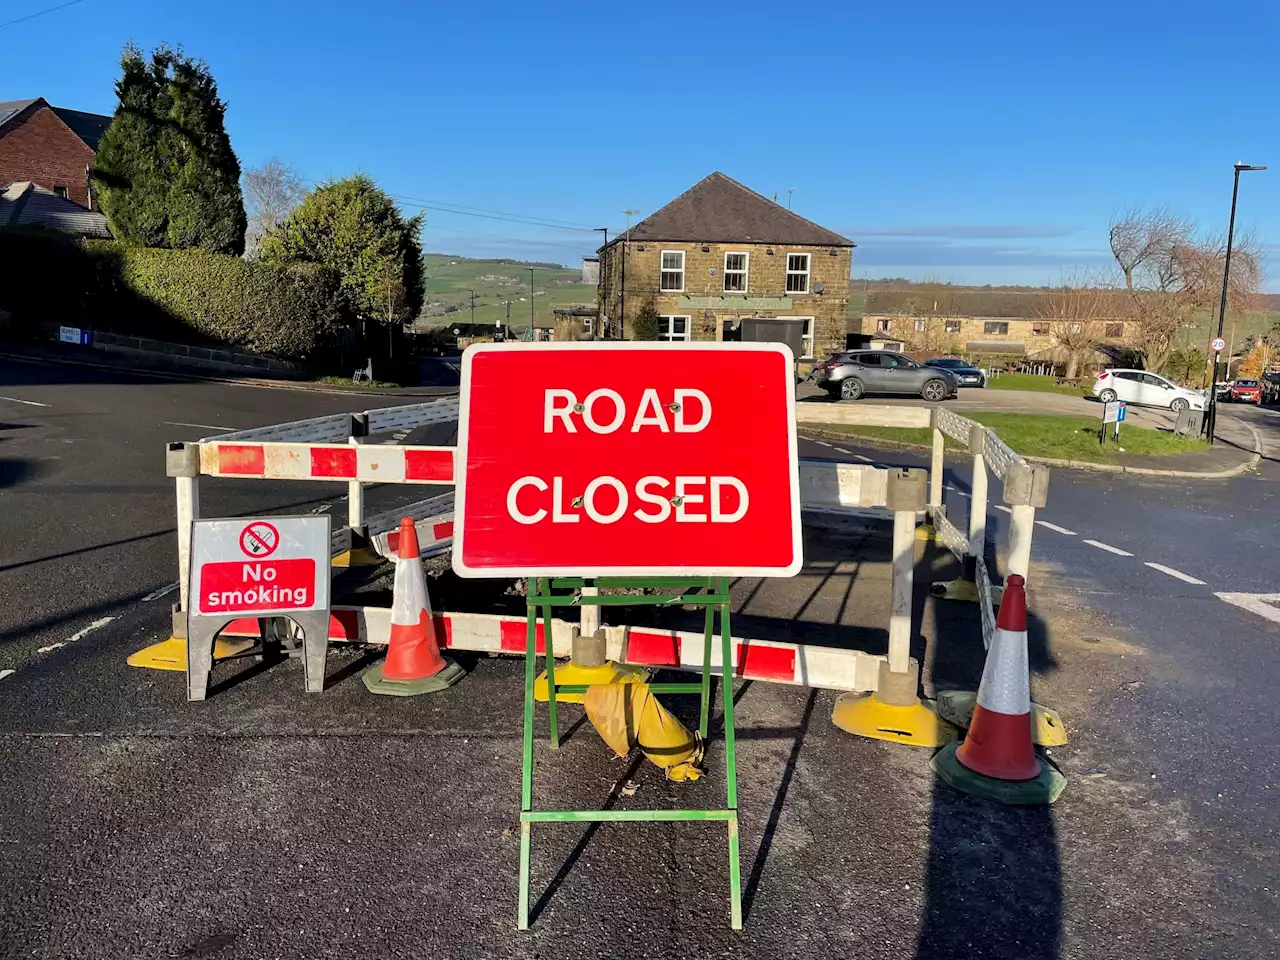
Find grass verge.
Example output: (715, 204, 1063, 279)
(312, 376, 404, 389)
(986, 373, 1090, 397)
(811, 411, 1210, 464)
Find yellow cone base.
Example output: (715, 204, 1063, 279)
(831, 692, 958, 747)
(126, 636, 255, 672)
(331, 546, 385, 569)
(932, 741, 1066, 805)
(931, 577, 980, 602)
(935, 690, 1068, 746)
(363, 658, 465, 696)
(534, 661, 649, 704)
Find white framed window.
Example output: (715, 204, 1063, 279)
(876, 318, 893, 333)
(723, 252, 748, 292)
(914, 318, 927, 332)
(660, 250, 685, 292)
(778, 316, 815, 359)
(582, 318, 593, 333)
(945, 319, 961, 334)
(785, 253, 810, 293)
(658, 315, 691, 342)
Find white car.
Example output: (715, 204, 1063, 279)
(1092, 369, 1206, 413)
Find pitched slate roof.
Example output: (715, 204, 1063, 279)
(0, 181, 112, 238)
(0, 98, 112, 150)
(607, 172, 854, 249)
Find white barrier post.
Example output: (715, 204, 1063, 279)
(166, 442, 201, 615)
(967, 424, 988, 575)
(347, 413, 368, 539)
(928, 408, 945, 519)
(889, 501, 916, 674)
(579, 583, 601, 639)
(1003, 463, 1050, 582)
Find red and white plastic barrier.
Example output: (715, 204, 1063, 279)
(218, 606, 883, 693)
(198, 441, 455, 484)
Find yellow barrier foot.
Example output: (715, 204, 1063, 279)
(915, 524, 937, 543)
(126, 636, 255, 672)
(935, 690, 1068, 746)
(830, 659, 958, 748)
(534, 661, 649, 704)
(931, 577, 979, 603)
(331, 546, 385, 569)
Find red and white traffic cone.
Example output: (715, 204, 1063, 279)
(363, 517, 464, 696)
(932, 574, 1065, 803)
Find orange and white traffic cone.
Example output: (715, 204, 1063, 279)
(363, 517, 464, 696)
(932, 574, 1065, 804)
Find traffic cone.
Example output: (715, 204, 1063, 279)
(363, 517, 464, 696)
(932, 574, 1065, 804)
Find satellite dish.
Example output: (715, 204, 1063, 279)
(452, 327, 461, 335)
(813, 281, 825, 294)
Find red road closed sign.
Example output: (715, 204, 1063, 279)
(452, 343, 801, 577)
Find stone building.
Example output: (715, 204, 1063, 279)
(596, 172, 855, 360)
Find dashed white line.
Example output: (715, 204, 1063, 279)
(1036, 521, 1077, 536)
(1216, 593, 1280, 624)
(814, 440, 832, 447)
(853, 454, 873, 463)
(142, 582, 180, 602)
(1083, 539, 1133, 557)
(0, 669, 15, 682)
(1144, 562, 1206, 586)
(35, 616, 115, 654)
(164, 421, 236, 432)
(994, 504, 1012, 514)
(0, 395, 49, 407)
(834, 447, 853, 455)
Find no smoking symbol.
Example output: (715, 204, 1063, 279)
(240, 521, 280, 558)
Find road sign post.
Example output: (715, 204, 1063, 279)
(1101, 399, 1126, 447)
(186, 515, 332, 701)
(454, 342, 801, 930)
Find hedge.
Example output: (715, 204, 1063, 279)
(0, 230, 343, 359)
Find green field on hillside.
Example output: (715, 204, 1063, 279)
(418, 254, 596, 329)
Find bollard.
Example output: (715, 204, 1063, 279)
(166, 442, 201, 613)
(831, 468, 955, 747)
(1003, 462, 1050, 582)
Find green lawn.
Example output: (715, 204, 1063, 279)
(986, 373, 1090, 397)
(811, 411, 1209, 464)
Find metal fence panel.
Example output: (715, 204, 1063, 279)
(935, 407, 976, 445)
(211, 413, 352, 444)
(983, 428, 1021, 480)
(366, 397, 460, 434)
(934, 510, 968, 561)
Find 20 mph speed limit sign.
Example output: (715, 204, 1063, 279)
(452, 342, 802, 578)
(1211, 337, 1226, 353)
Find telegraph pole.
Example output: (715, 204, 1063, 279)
(621, 209, 640, 339)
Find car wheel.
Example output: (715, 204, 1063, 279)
(1170, 398, 1189, 414)
(1099, 388, 1117, 403)
(839, 378, 864, 401)
(921, 379, 948, 402)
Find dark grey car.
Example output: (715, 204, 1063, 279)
(812, 350, 958, 402)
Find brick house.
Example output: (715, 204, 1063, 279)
(0, 98, 111, 210)
(596, 172, 855, 360)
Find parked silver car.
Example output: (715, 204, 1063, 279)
(813, 350, 958, 402)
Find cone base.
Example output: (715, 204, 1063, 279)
(935, 690, 1069, 746)
(363, 658, 464, 696)
(534, 661, 649, 704)
(932, 741, 1066, 805)
(127, 636, 255, 672)
(931, 578, 979, 603)
(331, 546, 385, 569)
(831, 692, 958, 748)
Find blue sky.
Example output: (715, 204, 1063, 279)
(3, 0, 1278, 285)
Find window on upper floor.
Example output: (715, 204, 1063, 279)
(785, 253, 810, 293)
(660, 250, 684, 292)
(53, 186, 68, 199)
(723, 252, 748, 292)
(1032, 321, 1050, 335)
(1106, 323, 1124, 338)
(984, 321, 1009, 335)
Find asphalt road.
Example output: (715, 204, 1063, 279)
(1, 357, 1277, 959)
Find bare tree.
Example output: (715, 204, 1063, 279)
(1034, 276, 1113, 378)
(243, 158, 306, 258)
(1108, 208, 1261, 372)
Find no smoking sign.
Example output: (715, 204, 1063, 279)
(239, 521, 279, 558)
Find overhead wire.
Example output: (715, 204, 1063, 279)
(0, 0, 89, 29)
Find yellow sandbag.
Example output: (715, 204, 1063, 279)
(584, 680, 704, 782)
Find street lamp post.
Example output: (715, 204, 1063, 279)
(528, 267, 535, 330)
(1205, 162, 1266, 445)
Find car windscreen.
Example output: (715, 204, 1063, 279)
(1236, 380, 1259, 387)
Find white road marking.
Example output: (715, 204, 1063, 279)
(834, 447, 853, 455)
(0, 395, 49, 407)
(994, 504, 1012, 514)
(814, 440, 832, 447)
(1216, 593, 1280, 624)
(164, 421, 236, 432)
(1144, 562, 1206, 586)
(853, 454, 873, 463)
(393, 429, 411, 441)
(1036, 521, 1077, 535)
(35, 616, 115, 654)
(142, 582, 180, 602)
(1083, 539, 1133, 557)
(0, 669, 14, 682)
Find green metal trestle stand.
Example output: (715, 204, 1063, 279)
(517, 576, 743, 930)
